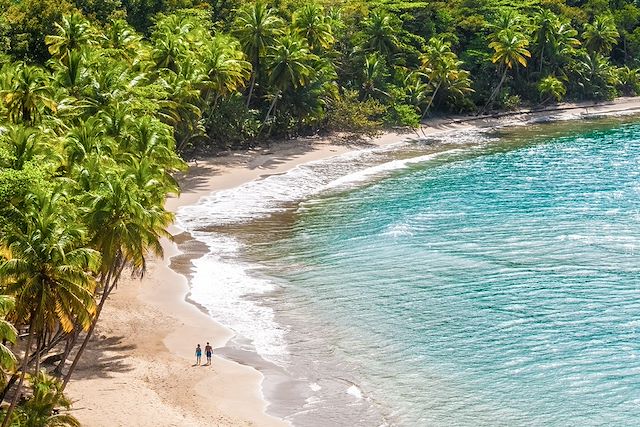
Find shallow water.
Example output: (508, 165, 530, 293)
(177, 117, 640, 426)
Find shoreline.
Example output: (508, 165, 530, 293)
(66, 97, 640, 426)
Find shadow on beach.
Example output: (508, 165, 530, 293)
(69, 335, 136, 380)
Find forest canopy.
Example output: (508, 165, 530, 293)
(0, 0, 639, 148)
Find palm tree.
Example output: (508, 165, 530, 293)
(0, 126, 59, 170)
(0, 191, 99, 427)
(533, 9, 560, 73)
(234, 2, 284, 107)
(1, 64, 57, 124)
(419, 37, 471, 117)
(570, 51, 618, 100)
(263, 35, 315, 127)
(44, 13, 95, 63)
(64, 116, 113, 169)
(489, 9, 524, 35)
(538, 75, 566, 103)
(61, 164, 176, 389)
(551, 20, 580, 69)
(14, 370, 80, 427)
(582, 15, 619, 55)
(53, 49, 91, 97)
(103, 19, 143, 62)
(617, 66, 640, 96)
(360, 54, 389, 100)
(292, 4, 334, 52)
(203, 36, 251, 108)
(481, 28, 531, 114)
(363, 11, 399, 60)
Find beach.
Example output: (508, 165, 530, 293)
(66, 97, 640, 426)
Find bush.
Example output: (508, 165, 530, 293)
(500, 93, 522, 111)
(538, 76, 567, 104)
(385, 103, 420, 128)
(325, 90, 385, 137)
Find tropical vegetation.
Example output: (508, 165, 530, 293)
(1, 0, 640, 424)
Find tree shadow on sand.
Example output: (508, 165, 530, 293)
(68, 335, 136, 380)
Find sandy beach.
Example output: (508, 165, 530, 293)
(66, 97, 640, 426)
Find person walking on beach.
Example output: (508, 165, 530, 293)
(195, 344, 202, 365)
(205, 342, 213, 366)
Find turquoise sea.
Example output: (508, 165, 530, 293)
(177, 117, 640, 426)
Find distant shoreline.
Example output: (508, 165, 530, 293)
(65, 96, 640, 426)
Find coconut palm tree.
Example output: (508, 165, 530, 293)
(1, 64, 57, 124)
(103, 19, 144, 62)
(481, 28, 531, 114)
(582, 15, 619, 55)
(53, 49, 91, 97)
(419, 37, 471, 117)
(360, 54, 390, 100)
(45, 13, 95, 64)
(14, 370, 80, 427)
(292, 4, 335, 53)
(61, 164, 176, 389)
(533, 9, 560, 73)
(203, 36, 251, 108)
(234, 2, 284, 107)
(0, 190, 99, 427)
(362, 11, 399, 61)
(0, 126, 59, 170)
(263, 35, 316, 127)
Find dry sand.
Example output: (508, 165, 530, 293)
(66, 98, 640, 426)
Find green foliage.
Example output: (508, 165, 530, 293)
(385, 103, 420, 127)
(0, 0, 74, 62)
(12, 371, 79, 427)
(325, 89, 385, 137)
(538, 75, 566, 103)
(616, 66, 640, 96)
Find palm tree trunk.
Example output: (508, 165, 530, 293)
(54, 270, 110, 378)
(421, 81, 442, 120)
(246, 71, 256, 107)
(246, 55, 259, 108)
(61, 262, 125, 391)
(479, 68, 507, 116)
(1, 319, 35, 427)
(261, 92, 279, 129)
(53, 331, 77, 376)
(33, 336, 41, 377)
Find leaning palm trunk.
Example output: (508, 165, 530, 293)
(246, 56, 259, 108)
(258, 92, 280, 136)
(61, 261, 125, 391)
(479, 68, 507, 116)
(1, 319, 35, 427)
(421, 80, 442, 120)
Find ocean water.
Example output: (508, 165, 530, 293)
(176, 117, 640, 426)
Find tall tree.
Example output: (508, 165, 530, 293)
(582, 15, 620, 55)
(481, 28, 531, 114)
(362, 11, 399, 61)
(45, 13, 95, 63)
(263, 35, 315, 127)
(234, 2, 284, 107)
(1, 64, 57, 124)
(533, 9, 560, 73)
(419, 37, 471, 118)
(292, 4, 335, 53)
(0, 191, 98, 427)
